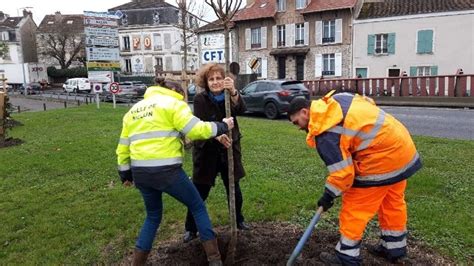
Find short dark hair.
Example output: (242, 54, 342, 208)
(288, 98, 311, 119)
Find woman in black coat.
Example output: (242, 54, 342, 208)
(184, 63, 249, 243)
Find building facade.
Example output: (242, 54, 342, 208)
(36, 12, 85, 69)
(232, 0, 356, 80)
(353, 0, 474, 78)
(0, 10, 37, 65)
(109, 0, 200, 75)
(196, 21, 238, 67)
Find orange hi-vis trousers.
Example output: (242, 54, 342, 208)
(336, 180, 408, 264)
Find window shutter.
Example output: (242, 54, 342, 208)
(272, 25, 277, 48)
(430, 66, 438, 76)
(335, 19, 342, 43)
(367, 34, 375, 55)
(315, 54, 322, 77)
(261, 26, 267, 49)
(316, 21, 322, 45)
(245, 28, 251, 50)
(387, 33, 396, 54)
(287, 23, 295, 47)
(426, 30, 433, 53)
(246, 60, 251, 74)
(285, 24, 291, 47)
(410, 66, 417, 76)
(304, 22, 309, 46)
(335, 53, 342, 77)
(261, 58, 268, 79)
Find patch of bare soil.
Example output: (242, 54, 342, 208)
(122, 222, 452, 265)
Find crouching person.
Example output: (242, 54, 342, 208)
(116, 78, 234, 266)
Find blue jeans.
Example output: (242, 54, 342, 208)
(134, 168, 215, 251)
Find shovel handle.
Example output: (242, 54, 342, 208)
(286, 207, 324, 266)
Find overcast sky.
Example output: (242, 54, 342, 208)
(0, 0, 231, 25)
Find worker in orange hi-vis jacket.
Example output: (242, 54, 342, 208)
(288, 90, 422, 265)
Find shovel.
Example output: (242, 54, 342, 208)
(287, 207, 324, 266)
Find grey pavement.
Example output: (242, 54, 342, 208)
(9, 96, 75, 112)
(381, 106, 474, 140)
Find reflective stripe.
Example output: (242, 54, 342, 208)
(327, 157, 353, 173)
(129, 130, 180, 142)
(181, 116, 200, 135)
(325, 183, 342, 197)
(118, 138, 130, 146)
(327, 126, 358, 137)
(380, 238, 407, 250)
(118, 164, 131, 171)
(355, 110, 386, 151)
(131, 157, 183, 167)
(382, 229, 407, 237)
(340, 235, 360, 247)
(356, 152, 420, 182)
(210, 122, 218, 137)
(336, 242, 360, 257)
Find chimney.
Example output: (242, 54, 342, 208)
(55, 11, 61, 21)
(22, 9, 32, 18)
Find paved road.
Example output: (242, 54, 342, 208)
(9, 96, 74, 112)
(380, 106, 473, 140)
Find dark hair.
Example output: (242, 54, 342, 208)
(287, 98, 311, 119)
(155, 77, 184, 96)
(194, 63, 226, 92)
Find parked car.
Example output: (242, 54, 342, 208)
(187, 84, 196, 102)
(240, 80, 310, 119)
(20, 82, 42, 95)
(63, 78, 91, 93)
(130, 81, 147, 97)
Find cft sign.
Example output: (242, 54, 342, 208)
(202, 49, 225, 63)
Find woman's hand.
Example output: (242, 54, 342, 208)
(223, 77, 237, 96)
(216, 134, 232, 149)
(222, 117, 234, 130)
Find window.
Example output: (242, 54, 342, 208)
(124, 59, 132, 73)
(417, 30, 434, 54)
(0, 31, 8, 41)
(47, 21, 54, 24)
(295, 23, 304, 45)
(153, 34, 162, 50)
(323, 20, 335, 43)
(277, 25, 286, 47)
(375, 34, 388, 54)
(122, 36, 130, 51)
(251, 27, 261, 49)
(155, 57, 163, 71)
(66, 20, 73, 24)
(322, 54, 335, 76)
(164, 33, 171, 50)
(417, 66, 431, 76)
(296, 0, 307, 9)
(243, 83, 258, 94)
(277, 0, 286, 12)
(257, 82, 272, 92)
(256, 58, 262, 76)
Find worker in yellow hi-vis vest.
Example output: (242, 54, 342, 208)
(116, 78, 233, 266)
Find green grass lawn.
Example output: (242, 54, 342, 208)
(0, 105, 473, 264)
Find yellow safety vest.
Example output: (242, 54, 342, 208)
(116, 86, 218, 171)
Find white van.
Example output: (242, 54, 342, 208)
(63, 78, 91, 93)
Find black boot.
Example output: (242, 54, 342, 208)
(237, 222, 251, 230)
(366, 244, 413, 264)
(183, 231, 197, 243)
(319, 252, 343, 265)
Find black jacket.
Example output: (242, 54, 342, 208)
(192, 91, 247, 185)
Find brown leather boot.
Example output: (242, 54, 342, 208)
(202, 239, 223, 266)
(132, 248, 149, 266)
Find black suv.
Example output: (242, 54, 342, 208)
(240, 80, 310, 119)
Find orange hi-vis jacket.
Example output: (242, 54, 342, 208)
(306, 91, 422, 197)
